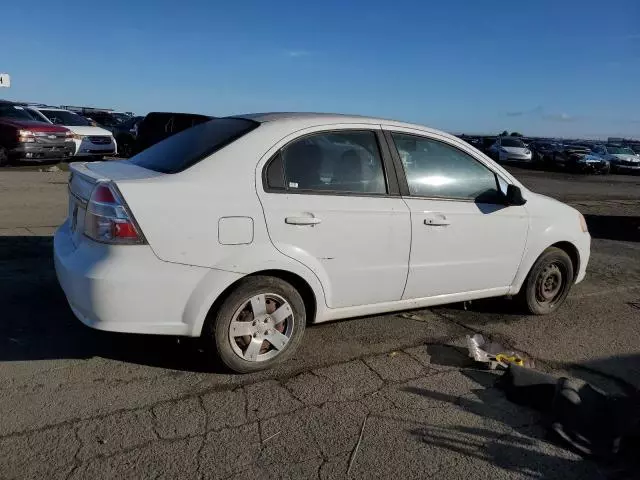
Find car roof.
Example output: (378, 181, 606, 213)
(233, 112, 456, 138)
(28, 106, 75, 112)
(236, 112, 425, 128)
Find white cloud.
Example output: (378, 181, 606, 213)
(543, 112, 575, 122)
(286, 50, 310, 58)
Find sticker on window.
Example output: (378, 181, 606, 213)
(289, 182, 299, 189)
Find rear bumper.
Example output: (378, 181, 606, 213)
(54, 220, 211, 336)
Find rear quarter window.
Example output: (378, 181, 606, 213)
(129, 118, 258, 173)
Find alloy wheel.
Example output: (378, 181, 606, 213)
(228, 293, 294, 362)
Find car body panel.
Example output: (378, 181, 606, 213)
(53, 113, 591, 338)
(255, 122, 411, 308)
(510, 193, 590, 292)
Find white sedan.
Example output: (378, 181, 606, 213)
(488, 136, 533, 163)
(54, 113, 590, 373)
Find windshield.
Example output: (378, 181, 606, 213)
(0, 105, 36, 120)
(129, 118, 259, 173)
(607, 146, 634, 154)
(501, 138, 525, 148)
(40, 110, 91, 126)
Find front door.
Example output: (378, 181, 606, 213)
(386, 129, 528, 299)
(258, 128, 411, 308)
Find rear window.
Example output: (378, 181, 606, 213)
(129, 118, 259, 173)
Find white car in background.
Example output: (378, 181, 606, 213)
(488, 136, 533, 163)
(54, 113, 590, 373)
(26, 107, 117, 159)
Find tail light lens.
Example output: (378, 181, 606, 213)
(84, 182, 145, 244)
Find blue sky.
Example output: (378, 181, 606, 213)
(2, 0, 639, 138)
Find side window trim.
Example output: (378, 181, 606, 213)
(383, 129, 506, 203)
(261, 129, 401, 197)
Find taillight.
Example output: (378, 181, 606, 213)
(84, 182, 145, 244)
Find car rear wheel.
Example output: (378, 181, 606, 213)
(209, 276, 306, 373)
(518, 247, 574, 315)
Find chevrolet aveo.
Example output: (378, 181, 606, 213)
(54, 113, 591, 373)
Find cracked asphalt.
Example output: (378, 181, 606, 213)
(1, 166, 639, 479)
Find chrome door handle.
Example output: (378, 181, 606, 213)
(424, 215, 451, 226)
(285, 216, 322, 226)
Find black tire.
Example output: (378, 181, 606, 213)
(518, 247, 574, 315)
(0, 146, 9, 167)
(208, 276, 306, 373)
(119, 143, 132, 158)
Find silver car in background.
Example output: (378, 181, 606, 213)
(488, 137, 533, 163)
(592, 144, 640, 173)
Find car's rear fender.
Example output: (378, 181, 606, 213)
(183, 246, 327, 336)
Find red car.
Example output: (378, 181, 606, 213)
(0, 101, 75, 166)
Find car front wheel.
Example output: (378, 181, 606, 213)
(209, 276, 306, 373)
(519, 247, 574, 315)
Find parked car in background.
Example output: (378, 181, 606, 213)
(133, 112, 212, 154)
(0, 101, 74, 166)
(627, 143, 640, 155)
(529, 141, 556, 163)
(546, 143, 610, 174)
(109, 116, 143, 157)
(65, 109, 130, 129)
(479, 136, 497, 155)
(26, 106, 117, 160)
(54, 113, 590, 373)
(592, 144, 640, 173)
(488, 136, 533, 163)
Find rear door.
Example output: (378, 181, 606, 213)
(385, 128, 529, 299)
(258, 126, 411, 309)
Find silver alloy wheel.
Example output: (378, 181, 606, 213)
(228, 293, 294, 362)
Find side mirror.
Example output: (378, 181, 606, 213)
(505, 184, 526, 206)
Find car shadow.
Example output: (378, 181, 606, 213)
(584, 214, 640, 242)
(0, 236, 221, 373)
(405, 365, 639, 478)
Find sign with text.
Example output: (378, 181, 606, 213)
(0, 74, 10, 87)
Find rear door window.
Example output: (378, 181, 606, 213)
(274, 131, 387, 195)
(129, 118, 258, 173)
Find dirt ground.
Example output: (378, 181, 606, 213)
(1, 165, 639, 479)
